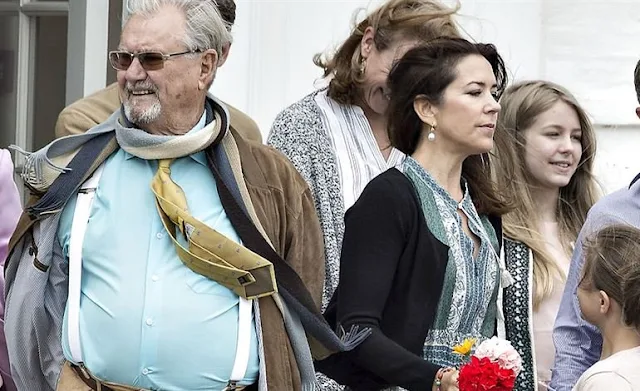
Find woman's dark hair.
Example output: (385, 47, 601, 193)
(387, 37, 508, 215)
(215, 0, 236, 30)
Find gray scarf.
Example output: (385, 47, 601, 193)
(12, 97, 222, 192)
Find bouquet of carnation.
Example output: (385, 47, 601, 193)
(452, 337, 522, 391)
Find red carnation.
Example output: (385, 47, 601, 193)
(458, 356, 517, 391)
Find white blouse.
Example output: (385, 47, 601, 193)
(314, 89, 405, 211)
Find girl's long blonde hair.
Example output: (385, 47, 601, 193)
(493, 80, 600, 308)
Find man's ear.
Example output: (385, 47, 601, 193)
(198, 49, 218, 91)
(635, 106, 640, 119)
(413, 95, 437, 126)
(217, 43, 231, 67)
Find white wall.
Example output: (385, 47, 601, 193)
(212, 0, 374, 131)
(212, 0, 640, 194)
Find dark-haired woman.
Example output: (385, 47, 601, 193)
(316, 38, 511, 391)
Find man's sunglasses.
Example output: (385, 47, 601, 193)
(108, 50, 201, 71)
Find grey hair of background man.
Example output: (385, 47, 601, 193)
(635, 59, 640, 104)
(124, 0, 233, 58)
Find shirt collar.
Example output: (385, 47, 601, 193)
(124, 110, 209, 166)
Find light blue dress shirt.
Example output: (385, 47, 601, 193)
(57, 114, 260, 391)
(551, 178, 640, 391)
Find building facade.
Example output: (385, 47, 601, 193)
(1, 0, 639, 194)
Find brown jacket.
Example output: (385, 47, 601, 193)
(54, 82, 263, 143)
(233, 128, 325, 389)
(10, 102, 323, 390)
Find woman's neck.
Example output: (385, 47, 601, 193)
(412, 141, 465, 201)
(530, 185, 560, 223)
(356, 100, 392, 157)
(600, 321, 640, 360)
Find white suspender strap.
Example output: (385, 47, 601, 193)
(68, 164, 104, 364)
(226, 296, 253, 390)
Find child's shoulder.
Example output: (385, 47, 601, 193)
(573, 348, 640, 391)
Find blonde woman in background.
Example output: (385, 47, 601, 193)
(492, 80, 600, 391)
(268, 0, 461, 311)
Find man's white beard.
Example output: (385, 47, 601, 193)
(124, 100, 162, 125)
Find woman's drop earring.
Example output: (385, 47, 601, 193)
(427, 124, 436, 142)
(359, 56, 367, 75)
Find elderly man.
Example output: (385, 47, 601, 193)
(5, 1, 352, 390)
(550, 59, 640, 390)
(55, 0, 262, 143)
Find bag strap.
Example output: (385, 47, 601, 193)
(205, 145, 369, 354)
(28, 133, 116, 219)
(630, 172, 640, 188)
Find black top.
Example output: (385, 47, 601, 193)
(316, 168, 502, 391)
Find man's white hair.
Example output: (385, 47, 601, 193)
(124, 0, 232, 56)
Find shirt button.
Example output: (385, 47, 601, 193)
(142, 368, 150, 375)
(145, 318, 154, 326)
(156, 232, 164, 239)
(151, 275, 159, 282)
